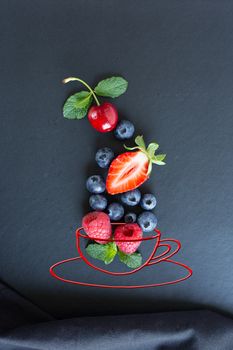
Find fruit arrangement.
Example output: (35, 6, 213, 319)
(49, 75, 192, 288)
(63, 75, 166, 269)
(63, 76, 128, 131)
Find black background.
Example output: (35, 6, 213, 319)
(0, 0, 233, 319)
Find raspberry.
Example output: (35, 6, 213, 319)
(114, 223, 143, 254)
(82, 212, 112, 244)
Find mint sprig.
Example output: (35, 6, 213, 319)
(63, 91, 93, 119)
(94, 77, 128, 98)
(62, 76, 128, 119)
(86, 242, 117, 265)
(85, 241, 143, 269)
(118, 250, 142, 269)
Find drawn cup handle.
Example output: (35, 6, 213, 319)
(147, 238, 181, 265)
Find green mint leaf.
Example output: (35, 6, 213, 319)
(86, 243, 107, 261)
(134, 135, 146, 150)
(63, 91, 92, 119)
(147, 143, 159, 158)
(86, 242, 117, 265)
(118, 250, 142, 269)
(94, 76, 128, 98)
(104, 242, 118, 264)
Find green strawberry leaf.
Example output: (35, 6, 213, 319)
(154, 154, 166, 161)
(118, 250, 142, 269)
(153, 160, 166, 165)
(86, 242, 117, 265)
(147, 143, 159, 158)
(135, 135, 146, 150)
(63, 91, 92, 119)
(147, 161, 153, 175)
(94, 76, 128, 98)
(123, 145, 139, 151)
(152, 154, 166, 165)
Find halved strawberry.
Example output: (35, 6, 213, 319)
(106, 136, 166, 195)
(106, 151, 149, 194)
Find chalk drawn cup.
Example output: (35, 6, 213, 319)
(76, 224, 181, 276)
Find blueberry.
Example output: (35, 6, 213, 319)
(137, 212, 158, 232)
(124, 212, 137, 223)
(107, 203, 124, 221)
(114, 120, 135, 140)
(95, 147, 114, 168)
(120, 189, 141, 206)
(86, 175, 105, 194)
(140, 194, 157, 210)
(89, 194, 107, 211)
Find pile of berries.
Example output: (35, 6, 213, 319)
(63, 76, 165, 268)
(87, 175, 157, 233)
(83, 121, 161, 268)
(82, 211, 144, 268)
(86, 120, 158, 233)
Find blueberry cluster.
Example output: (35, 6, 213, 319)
(86, 124, 158, 232)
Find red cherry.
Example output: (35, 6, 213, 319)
(87, 102, 118, 133)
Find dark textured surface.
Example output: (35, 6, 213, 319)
(0, 0, 233, 319)
(1, 282, 233, 350)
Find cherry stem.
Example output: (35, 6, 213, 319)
(62, 77, 100, 106)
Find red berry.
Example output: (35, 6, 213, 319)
(88, 102, 118, 133)
(82, 211, 112, 244)
(106, 151, 149, 195)
(106, 135, 166, 195)
(114, 223, 143, 254)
